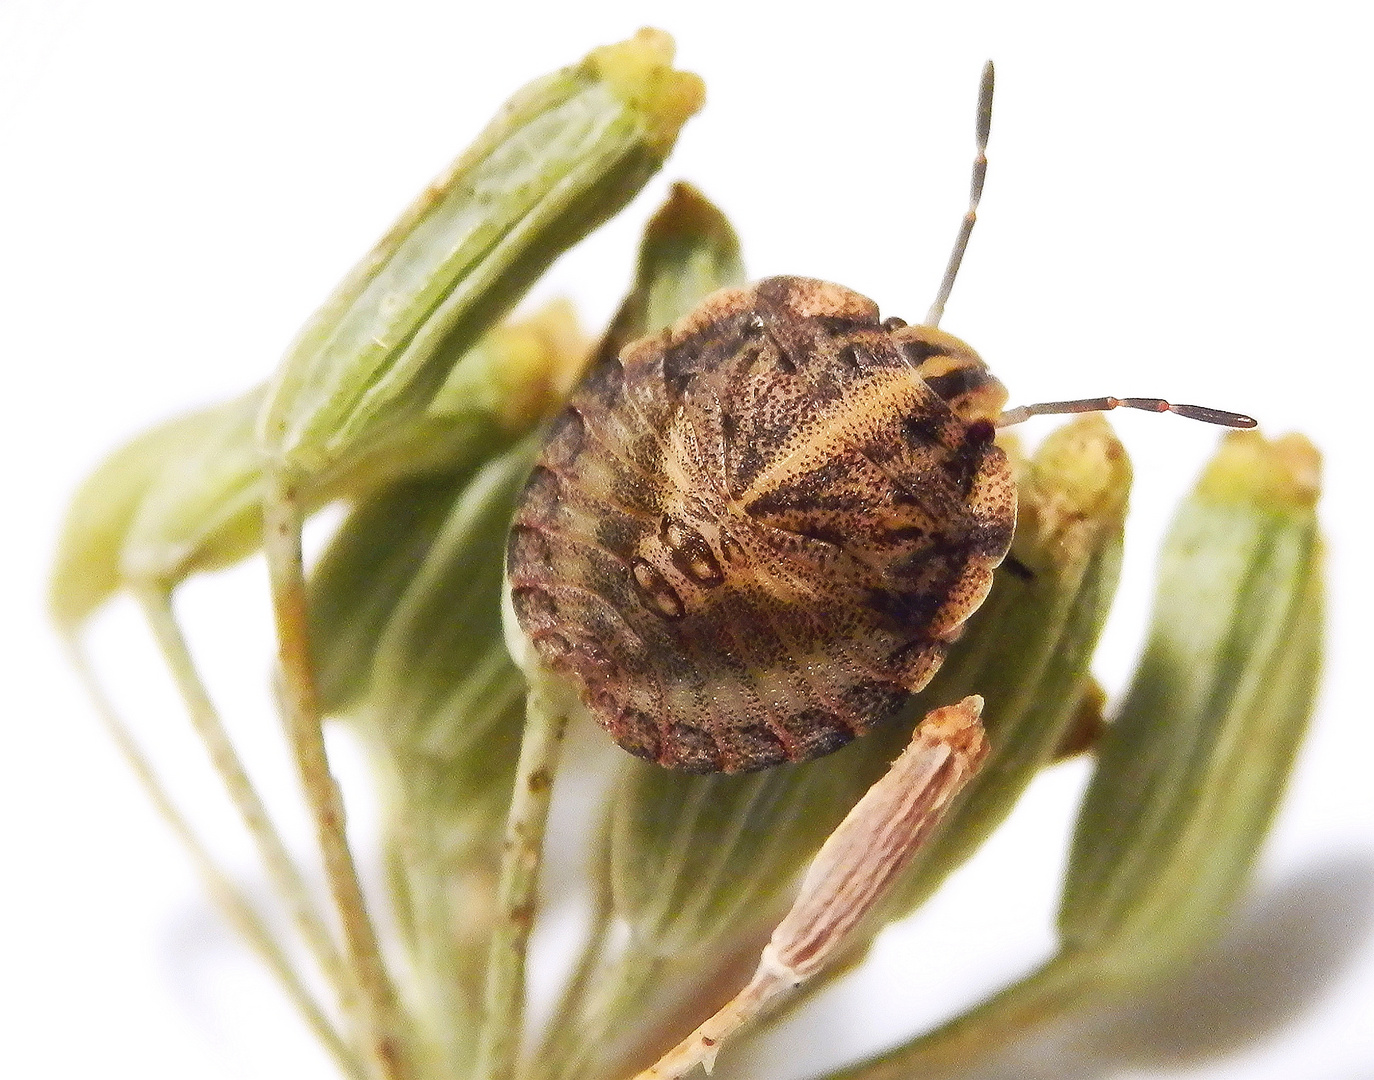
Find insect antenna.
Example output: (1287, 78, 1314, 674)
(997, 397, 1257, 429)
(925, 60, 994, 328)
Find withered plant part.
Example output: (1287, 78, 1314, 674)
(634, 698, 989, 1079)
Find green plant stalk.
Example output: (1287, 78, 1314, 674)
(535, 817, 616, 1078)
(308, 440, 543, 1073)
(365, 747, 507, 1078)
(263, 471, 410, 1080)
(818, 953, 1087, 1080)
(475, 667, 575, 1080)
(388, 770, 500, 1074)
(135, 587, 354, 1009)
(59, 635, 365, 1080)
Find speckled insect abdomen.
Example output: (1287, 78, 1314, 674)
(506, 276, 1016, 772)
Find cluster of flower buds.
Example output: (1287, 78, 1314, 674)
(52, 29, 1322, 1080)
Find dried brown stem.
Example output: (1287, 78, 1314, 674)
(631, 698, 989, 1080)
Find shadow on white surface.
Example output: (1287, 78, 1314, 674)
(959, 853, 1374, 1080)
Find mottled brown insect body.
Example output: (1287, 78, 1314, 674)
(507, 276, 1016, 772)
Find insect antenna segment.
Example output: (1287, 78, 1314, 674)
(919, 61, 1256, 432)
(925, 60, 994, 329)
(998, 397, 1256, 429)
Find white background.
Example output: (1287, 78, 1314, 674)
(2, 2, 1371, 1078)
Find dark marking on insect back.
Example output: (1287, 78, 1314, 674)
(611, 709, 662, 762)
(902, 413, 948, 448)
(541, 407, 587, 469)
(667, 723, 721, 772)
(899, 338, 951, 365)
(924, 366, 983, 404)
(510, 586, 558, 626)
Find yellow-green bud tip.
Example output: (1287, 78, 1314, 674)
(1025, 414, 1133, 538)
(586, 29, 705, 157)
(648, 182, 736, 245)
(1196, 429, 1321, 512)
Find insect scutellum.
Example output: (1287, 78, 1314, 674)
(914, 60, 1256, 433)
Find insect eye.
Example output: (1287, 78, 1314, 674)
(966, 419, 996, 445)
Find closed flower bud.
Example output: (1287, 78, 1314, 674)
(257, 29, 703, 482)
(1059, 430, 1323, 977)
(49, 398, 244, 625)
(595, 181, 746, 368)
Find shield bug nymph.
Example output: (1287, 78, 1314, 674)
(505, 63, 1254, 774)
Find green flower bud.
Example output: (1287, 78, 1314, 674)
(117, 388, 268, 586)
(53, 295, 588, 602)
(311, 436, 540, 799)
(258, 29, 703, 481)
(427, 299, 590, 436)
(48, 399, 239, 626)
(595, 181, 746, 366)
(364, 443, 536, 782)
(308, 469, 481, 719)
(1059, 430, 1324, 979)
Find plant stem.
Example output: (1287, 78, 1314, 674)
(532, 822, 614, 1080)
(136, 586, 355, 1008)
(262, 469, 411, 1080)
(62, 633, 366, 1080)
(476, 669, 572, 1080)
